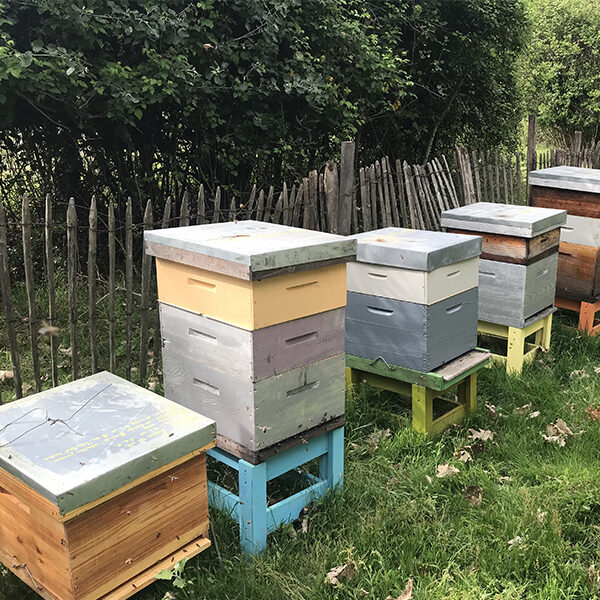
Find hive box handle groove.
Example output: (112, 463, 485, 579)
(193, 378, 220, 396)
(480, 271, 496, 278)
(285, 331, 318, 345)
(368, 271, 388, 279)
(446, 270, 461, 278)
(188, 328, 217, 344)
(187, 278, 217, 290)
(536, 269, 549, 278)
(286, 280, 318, 291)
(446, 303, 463, 314)
(367, 306, 394, 316)
(286, 381, 320, 398)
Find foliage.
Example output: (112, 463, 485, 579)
(520, 0, 600, 144)
(0, 0, 526, 213)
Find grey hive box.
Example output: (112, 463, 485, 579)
(345, 288, 478, 372)
(145, 219, 357, 280)
(440, 202, 567, 238)
(160, 302, 345, 382)
(529, 166, 600, 194)
(161, 348, 345, 459)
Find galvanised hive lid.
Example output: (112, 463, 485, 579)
(145, 220, 357, 280)
(441, 202, 567, 238)
(529, 166, 600, 194)
(349, 227, 481, 271)
(0, 372, 216, 516)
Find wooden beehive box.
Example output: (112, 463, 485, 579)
(145, 221, 355, 463)
(441, 203, 567, 327)
(530, 167, 600, 301)
(346, 228, 481, 371)
(0, 372, 216, 600)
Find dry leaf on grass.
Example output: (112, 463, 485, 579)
(595, 366, 600, 375)
(486, 403, 502, 419)
(589, 565, 600, 592)
(469, 428, 495, 442)
(542, 418, 573, 446)
(385, 578, 413, 600)
(507, 535, 525, 547)
(59, 347, 73, 357)
(436, 464, 460, 478)
(38, 321, 60, 337)
(454, 448, 472, 463)
(464, 486, 483, 507)
(367, 428, 391, 452)
(585, 406, 600, 421)
(325, 561, 358, 586)
(0, 370, 14, 383)
(514, 403, 532, 415)
(529, 411, 540, 419)
(570, 369, 589, 379)
(536, 508, 547, 523)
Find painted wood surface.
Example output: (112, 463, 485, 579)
(560, 214, 600, 247)
(556, 241, 600, 301)
(532, 186, 600, 219)
(441, 202, 566, 238)
(350, 227, 481, 271)
(345, 288, 478, 372)
(347, 257, 478, 305)
(478, 254, 558, 327)
(145, 220, 356, 278)
(162, 349, 345, 453)
(0, 454, 210, 600)
(529, 166, 600, 194)
(447, 228, 560, 264)
(155, 259, 346, 330)
(0, 372, 216, 515)
(160, 303, 345, 382)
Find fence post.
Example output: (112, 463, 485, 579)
(572, 131, 583, 166)
(526, 114, 537, 205)
(324, 160, 339, 234)
(338, 141, 355, 235)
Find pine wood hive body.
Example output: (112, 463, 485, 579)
(0, 373, 216, 600)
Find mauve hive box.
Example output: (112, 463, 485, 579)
(441, 203, 566, 327)
(346, 228, 481, 372)
(530, 167, 600, 301)
(0, 371, 216, 600)
(145, 221, 356, 462)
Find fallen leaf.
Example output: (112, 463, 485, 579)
(468, 428, 495, 442)
(589, 565, 600, 592)
(464, 486, 483, 507)
(367, 428, 391, 452)
(507, 535, 524, 547)
(536, 508, 547, 523)
(59, 347, 72, 357)
(542, 434, 566, 447)
(514, 403, 532, 416)
(0, 370, 14, 383)
(436, 464, 460, 478)
(595, 366, 600, 374)
(301, 514, 309, 534)
(385, 578, 413, 600)
(454, 448, 472, 463)
(486, 403, 502, 419)
(548, 418, 573, 437)
(570, 369, 588, 379)
(325, 561, 358, 586)
(568, 403, 575, 412)
(529, 411, 541, 419)
(585, 406, 600, 421)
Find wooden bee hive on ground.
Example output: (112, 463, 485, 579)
(0, 372, 216, 600)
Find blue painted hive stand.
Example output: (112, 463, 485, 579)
(208, 426, 344, 554)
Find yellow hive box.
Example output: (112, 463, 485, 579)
(155, 258, 347, 330)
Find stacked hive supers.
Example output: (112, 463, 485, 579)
(345, 228, 482, 372)
(0, 372, 216, 600)
(145, 220, 356, 463)
(441, 203, 567, 327)
(529, 166, 600, 301)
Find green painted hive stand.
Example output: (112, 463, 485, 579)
(346, 350, 490, 435)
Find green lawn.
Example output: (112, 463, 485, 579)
(1, 312, 600, 600)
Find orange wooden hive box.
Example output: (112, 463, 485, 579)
(0, 372, 216, 600)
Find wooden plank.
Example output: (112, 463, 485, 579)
(180, 190, 190, 226)
(265, 186, 274, 223)
(108, 203, 116, 374)
(308, 171, 318, 230)
(516, 152, 522, 204)
(45, 195, 58, 387)
(139, 200, 153, 384)
(531, 185, 600, 218)
(302, 178, 310, 229)
(375, 160, 390, 227)
(358, 167, 370, 232)
(228, 196, 236, 221)
(281, 183, 289, 227)
(368, 165, 378, 228)
(285, 185, 296, 227)
(556, 241, 600, 301)
(212, 186, 221, 223)
(273, 191, 283, 224)
(386, 158, 400, 227)
(526, 114, 537, 205)
(21, 195, 41, 392)
(0, 199, 23, 398)
(246, 184, 256, 220)
(472, 151, 482, 202)
(318, 173, 327, 232)
(255, 189, 265, 222)
(67, 199, 80, 380)
(324, 160, 339, 233)
(125, 198, 133, 381)
(197, 185, 205, 224)
(338, 141, 355, 235)
(395, 159, 409, 227)
(403, 161, 420, 229)
(88, 196, 99, 375)
(412, 165, 433, 230)
(442, 155, 460, 209)
(291, 185, 303, 227)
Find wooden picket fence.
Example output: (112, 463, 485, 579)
(1, 132, 599, 401)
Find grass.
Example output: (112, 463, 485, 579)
(1, 295, 600, 599)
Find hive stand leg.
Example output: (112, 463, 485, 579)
(238, 460, 268, 554)
(506, 326, 525, 375)
(457, 372, 477, 416)
(319, 426, 345, 490)
(579, 302, 596, 334)
(534, 314, 553, 350)
(411, 385, 436, 434)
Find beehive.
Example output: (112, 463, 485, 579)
(530, 166, 600, 301)
(346, 228, 481, 372)
(145, 221, 356, 462)
(441, 203, 566, 327)
(0, 372, 216, 600)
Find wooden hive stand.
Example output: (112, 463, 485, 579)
(207, 426, 344, 555)
(477, 307, 555, 375)
(555, 296, 600, 336)
(346, 350, 489, 436)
